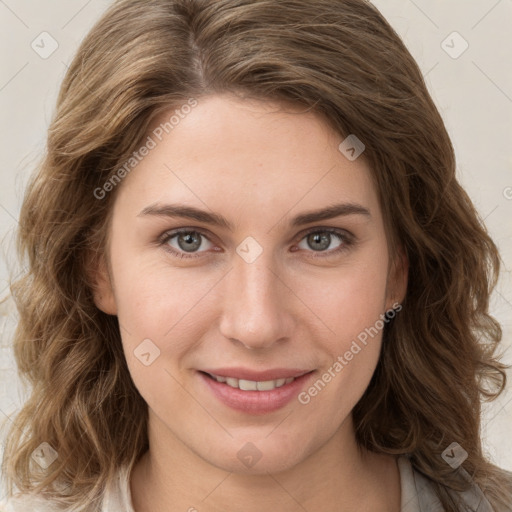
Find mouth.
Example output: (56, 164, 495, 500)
(201, 371, 299, 391)
(198, 369, 315, 414)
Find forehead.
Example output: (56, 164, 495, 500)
(114, 94, 380, 224)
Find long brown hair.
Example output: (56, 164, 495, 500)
(2, 0, 511, 510)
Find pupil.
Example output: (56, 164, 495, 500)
(309, 232, 330, 251)
(179, 232, 201, 252)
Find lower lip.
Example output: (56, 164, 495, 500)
(199, 371, 315, 414)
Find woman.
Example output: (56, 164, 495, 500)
(1, 0, 511, 510)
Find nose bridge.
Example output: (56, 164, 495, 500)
(219, 245, 290, 349)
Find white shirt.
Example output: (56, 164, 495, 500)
(0, 455, 503, 511)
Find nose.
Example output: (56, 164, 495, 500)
(218, 248, 294, 350)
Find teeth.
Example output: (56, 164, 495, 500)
(257, 380, 277, 391)
(226, 377, 238, 388)
(239, 379, 258, 391)
(210, 374, 296, 390)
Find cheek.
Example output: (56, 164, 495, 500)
(110, 248, 206, 335)
(296, 264, 387, 424)
(296, 256, 389, 345)
(110, 257, 224, 404)
(292, 252, 389, 410)
(113, 266, 199, 412)
(112, 236, 389, 353)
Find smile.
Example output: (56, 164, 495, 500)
(198, 369, 315, 414)
(206, 372, 295, 391)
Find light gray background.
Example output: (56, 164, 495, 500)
(0, 0, 511, 482)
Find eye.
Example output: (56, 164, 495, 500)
(294, 228, 354, 257)
(159, 227, 354, 259)
(160, 229, 214, 259)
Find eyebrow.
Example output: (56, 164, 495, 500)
(138, 202, 371, 230)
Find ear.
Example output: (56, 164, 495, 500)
(88, 252, 118, 315)
(385, 245, 409, 310)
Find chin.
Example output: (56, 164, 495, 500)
(200, 436, 311, 475)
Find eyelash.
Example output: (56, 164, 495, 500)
(158, 227, 355, 260)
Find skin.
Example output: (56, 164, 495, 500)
(93, 93, 408, 512)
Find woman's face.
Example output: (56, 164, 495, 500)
(94, 94, 407, 474)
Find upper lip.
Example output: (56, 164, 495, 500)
(200, 368, 314, 381)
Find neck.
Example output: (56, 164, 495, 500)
(130, 412, 400, 512)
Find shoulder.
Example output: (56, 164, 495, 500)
(0, 494, 60, 512)
(102, 463, 136, 511)
(398, 455, 512, 512)
(0, 464, 135, 512)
